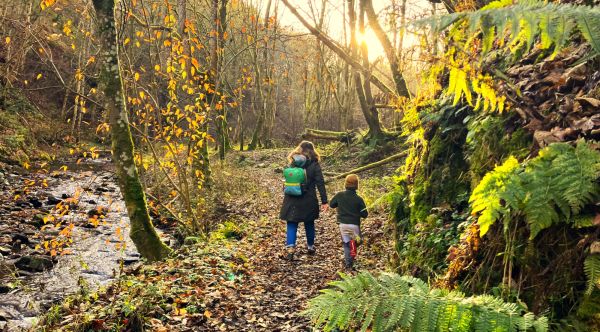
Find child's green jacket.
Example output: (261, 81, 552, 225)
(329, 189, 368, 225)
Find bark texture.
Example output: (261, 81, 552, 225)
(92, 0, 171, 261)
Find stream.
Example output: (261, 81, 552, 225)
(0, 159, 145, 331)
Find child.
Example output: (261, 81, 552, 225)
(329, 174, 368, 270)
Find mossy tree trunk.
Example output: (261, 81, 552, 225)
(92, 0, 171, 261)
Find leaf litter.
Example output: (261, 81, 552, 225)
(38, 149, 391, 331)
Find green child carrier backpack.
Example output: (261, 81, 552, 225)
(284, 155, 307, 196)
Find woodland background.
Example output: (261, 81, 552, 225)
(0, 0, 599, 330)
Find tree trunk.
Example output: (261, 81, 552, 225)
(280, 0, 395, 97)
(248, 0, 272, 151)
(91, 0, 171, 261)
(363, 0, 410, 98)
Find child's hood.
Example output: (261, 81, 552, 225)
(291, 154, 307, 167)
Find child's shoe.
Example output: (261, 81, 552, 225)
(307, 245, 316, 256)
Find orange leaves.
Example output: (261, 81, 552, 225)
(40, 0, 56, 10)
(191, 58, 200, 70)
(96, 122, 110, 135)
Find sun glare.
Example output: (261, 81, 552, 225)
(355, 28, 384, 60)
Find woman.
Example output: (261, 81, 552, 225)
(279, 141, 328, 260)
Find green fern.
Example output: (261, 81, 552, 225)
(304, 272, 548, 332)
(469, 156, 523, 236)
(469, 140, 600, 239)
(584, 255, 600, 295)
(416, 0, 600, 57)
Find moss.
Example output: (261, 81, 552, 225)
(409, 118, 471, 225)
(466, 114, 531, 187)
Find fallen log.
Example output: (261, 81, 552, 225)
(323, 171, 342, 176)
(301, 128, 357, 143)
(325, 151, 408, 183)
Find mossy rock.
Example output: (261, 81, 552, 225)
(15, 255, 54, 272)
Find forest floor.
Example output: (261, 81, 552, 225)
(25, 146, 401, 331)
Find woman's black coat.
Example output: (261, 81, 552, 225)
(279, 159, 328, 223)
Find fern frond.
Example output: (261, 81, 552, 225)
(304, 272, 548, 332)
(469, 156, 522, 236)
(414, 0, 600, 56)
(470, 141, 600, 239)
(584, 255, 600, 295)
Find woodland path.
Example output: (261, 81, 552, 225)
(194, 150, 389, 331)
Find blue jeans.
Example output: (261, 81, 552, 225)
(286, 220, 315, 248)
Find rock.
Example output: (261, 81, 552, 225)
(11, 233, 29, 245)
(0, 261, 15, 277)
(15, 201, 29, 208)
(0, 245, 10, 256)
(46, 195, 61, 205)
(14, 255, 54, 272)
(87, 206, 107, 218)
(121, 256, 140, 265)
(0, 284, 12, 293)
(28, 197, 43, 208)
(27, 214, 45, 228)
(184, 236, 201, 245)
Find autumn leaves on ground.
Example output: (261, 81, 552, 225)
(35, 148, 394, 331)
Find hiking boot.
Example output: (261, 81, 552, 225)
(283, 247, 295, 261)
(307, 247, 316, 256)
(344, 262, 355, 272)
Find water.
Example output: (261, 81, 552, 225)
(0, 160, 140, 331)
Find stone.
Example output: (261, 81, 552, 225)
(0, 284, 12, 293)
(121, 256, 140, 265)
(0, 246, 10, 256)
(26, 214, 45, 228)
(0, 261, 15, 277)
(87, 207, 107, 218)
(95, 187, 109, 193)
(11, 233, 29, 245)
(14, 255, 54, 272)
(28, 197, 43, 208)
(46, 195, 61, 205)
(184, 236, 201, 245)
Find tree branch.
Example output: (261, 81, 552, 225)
(280, 0, 396, 97)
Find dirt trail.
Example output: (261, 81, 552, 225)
(26, 149, 392, 331)
(199, 151, 388, 331)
